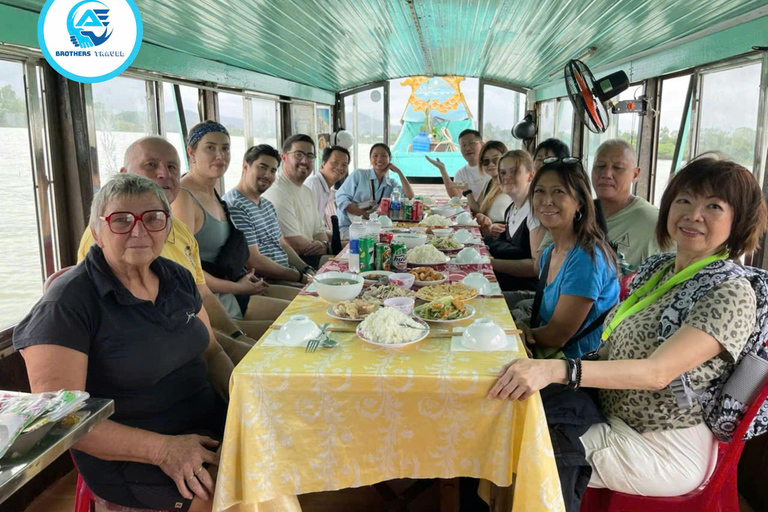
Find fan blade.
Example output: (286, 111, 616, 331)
(573, 69, 604, 130)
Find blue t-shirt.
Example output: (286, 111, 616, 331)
(538, 243, 619, 358)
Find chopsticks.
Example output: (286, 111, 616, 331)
(268, 324, 521, 337)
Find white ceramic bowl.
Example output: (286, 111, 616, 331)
(389, 272, 415, 289)
(378, 216, 394, 227)
(411, 226, 428, 233)
(449, 196, 462, 205)
(462, 272, 491, 294)
(394, 233, 428, 249)
(456, 212, 474, 224)
(461, 318, 507, 351)
(452, 229, 473, 243)
(278, 315, 322, 346)
(431, 206, 455, 217)
(313, 272, 364, 303)
(456, 247, 482, 263)
(432, 228, 453, 238)
(384, 297, 415, 315)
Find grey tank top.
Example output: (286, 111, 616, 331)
(180, 187, 230, 262)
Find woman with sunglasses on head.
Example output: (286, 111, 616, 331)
(14, 174, 227, 512)
(336, 142, 414, 236)
(173, 121, 295, 336)
(516, 158, 620, 359)
(467, 141, 513, 229)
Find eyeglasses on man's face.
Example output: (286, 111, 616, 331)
(100, 210, 170, 234)
(288, 150, 316, 162)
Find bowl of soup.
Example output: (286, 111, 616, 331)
(313, 272, 365, 303)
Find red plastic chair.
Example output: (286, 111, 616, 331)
(580, 378, 768, 512)
(74, 472, 174, 512)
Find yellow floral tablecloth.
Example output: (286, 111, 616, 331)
(214, 295, 565, 512)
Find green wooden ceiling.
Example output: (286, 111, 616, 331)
(4, 0, 768, 93)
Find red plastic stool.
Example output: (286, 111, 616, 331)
(74, 472, 174, 512)
(580, 378, 768, 512)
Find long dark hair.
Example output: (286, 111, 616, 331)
(529, 160, 617, 269)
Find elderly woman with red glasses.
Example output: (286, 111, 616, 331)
(14, 173, 227, 512)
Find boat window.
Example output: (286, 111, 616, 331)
(538, 99, 557, 141)
(161, 82, 191, 174)
(179, 84, 201, 127)
(345, 87, 385, 171)
(218, 92, 246, 193)
(92, 76, 155, 188)
(555, 98, 574, 150)
(583, 86, 644, 174)
(481, 84, 526, 150)
(654, 74, 692, 205)
(0, 59, 45, 329)
(252, 97, 280, 150)
(696, 62, 761, 169)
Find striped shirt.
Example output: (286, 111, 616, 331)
(223, 188, 291, 269)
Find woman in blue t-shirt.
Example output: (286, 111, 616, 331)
(524, 158, 619, 358)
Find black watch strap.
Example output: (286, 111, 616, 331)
(230, 329, 246, 340)
(462, 189, 473, 197)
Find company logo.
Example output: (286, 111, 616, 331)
(38, 0, 143, 83)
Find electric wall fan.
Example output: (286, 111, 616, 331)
(564, 59, 629, 134)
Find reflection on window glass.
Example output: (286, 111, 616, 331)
(218, 92, 245, 192)
(343, 95, 356, 169)
(252, 97, 278, 148)
(654, 75, 691, 205)
(162, 83, 189, 173)
(697, 63, 761, 169)
(179, 85, 201, 127)
(92, 76, 153, 186)
(584, 86, 644, 173)
(538, 100, 556, 141)
(349, 87, 383, 172)
(556, 99, 574, 150)
(0, 60, 44, 328)
(482, 85, 526, 150)
(387, 77, 479, 181)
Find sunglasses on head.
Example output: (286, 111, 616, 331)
(542, 157, 581, 165)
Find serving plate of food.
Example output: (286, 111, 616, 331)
(362, 283, 416, 301)
(357, 307, 430, 347)
(360, 270, 393, 285)
(327, 299, 380, 321)
(409, 267, 446, 286)
(430, 237, 464, 252)
(413, 296, 475, 323)
(416, 283, 478, 302)
(406, 245, 451, 266)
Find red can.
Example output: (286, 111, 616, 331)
(379, 198, 391, 216)
(412, 200, 423, 221)
(379, 232, 394, 244)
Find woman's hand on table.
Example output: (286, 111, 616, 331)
(487, 359, 567, 401)
(237, 270, 269, 295)
(156, 434, 220, 501)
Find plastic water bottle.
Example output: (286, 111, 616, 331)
(390, 189, 402, 219)
(412, 131, 430, 152)
(365, 218, 382, 240)
(348, 220, 366, 273)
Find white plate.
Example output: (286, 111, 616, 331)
(406, 254, 451, 267)
(357, 317, 430, 347)
(326, 305, 377, 322)
(455, 222, 479, 227)
(360, 270, 393, 285)
(414, 304, 476, 324)
(451, 257, 491, 265)
(414, 277, 447, 287)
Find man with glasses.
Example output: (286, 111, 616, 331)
(304, 145, 350, 229)
(78, 137, 255, 365)
(262, 134, 331, 268)
(426, 129, 488, 198)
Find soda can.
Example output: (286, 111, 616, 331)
(375, 243, 392, 271)
(358, 237, 376, 272)
(390, 243, 408, 271)
(412, 200, 423, 221)
(379, 198, 391, 216)
(379, 232, 394, 244)
(403, 204, 412, 221)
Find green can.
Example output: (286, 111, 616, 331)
(403, 203, 412, 221)
(358, 237, 376, 272)
(375, 243, 392, 271)
(390, 242, 408, 271)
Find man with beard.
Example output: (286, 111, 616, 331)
(223, 144, 314, 285)
(262, 134, 331, 268)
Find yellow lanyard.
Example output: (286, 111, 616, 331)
(601, 252, 729, 341)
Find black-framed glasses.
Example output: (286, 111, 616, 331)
(287, 150, 316, 162)
(542, 157, 581, 165)
(480, 157, 500, 167)
(100, 210, 170, 234)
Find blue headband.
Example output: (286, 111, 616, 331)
(186, 122, 229, 148)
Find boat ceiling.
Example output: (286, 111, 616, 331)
(5, 0, 768, 93)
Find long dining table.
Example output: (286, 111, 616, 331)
(213, 224, 565, 512)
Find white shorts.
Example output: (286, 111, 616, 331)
(580, 416, 718, 496)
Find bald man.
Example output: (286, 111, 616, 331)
(77, 137, 259, 368)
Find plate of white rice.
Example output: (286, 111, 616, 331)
(357, 307, 430, 347)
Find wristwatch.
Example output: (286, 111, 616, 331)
(230, 329, 246, 340)
(322, 240, 331, 253)
(462, 189, 473, 197)
(302, 265, 314, 275)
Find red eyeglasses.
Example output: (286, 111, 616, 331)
(100, 210, 170, 234)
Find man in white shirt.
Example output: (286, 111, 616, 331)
(304, 145, 350, 229)
(425, 129, 489, 198)
(262, 134, 331, 268)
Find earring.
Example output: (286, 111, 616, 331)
(574, 211, 583, 221)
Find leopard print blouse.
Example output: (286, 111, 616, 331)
(599, 266, 756, 433)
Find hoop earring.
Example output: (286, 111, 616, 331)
(574, 211, 583, 221)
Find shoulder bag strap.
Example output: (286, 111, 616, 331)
(530, 250, 552, 328)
